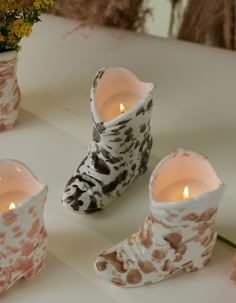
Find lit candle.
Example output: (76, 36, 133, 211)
(120, 103, 125, 114)
(9, 202, 15, 210)
(157, 180, 211, 202)
(0, 191, 29, 212)
(97, 92, 139, 122)
(92, 67, 154, 122)
(152, 150, 223, 203)
(183, 186, 189, 200)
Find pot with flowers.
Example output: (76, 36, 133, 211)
(0, 0, 54, 132)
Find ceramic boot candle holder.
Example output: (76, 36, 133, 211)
(0, 51, 21, 132)
(62, 67, 155, 214)
(0, 160, 48, 295)
(94, 149, 224, 287)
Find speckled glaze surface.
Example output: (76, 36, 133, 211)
(0, 51, 21, 132)
(94, 150, 224, 287)
(0, 160, 48, 295)
(62, 67, 154, 214)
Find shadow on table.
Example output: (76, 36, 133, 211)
(0, 252, 73, 301)
(152, 125, 235, 160)
(0, 251, 104, 302)
(20, 75, 90, 116)
(15, 108, 45, 129)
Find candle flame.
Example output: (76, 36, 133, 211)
(9, 202, 16, 210)
(183, 186, 189, 200)
(120, 103, 125, 113)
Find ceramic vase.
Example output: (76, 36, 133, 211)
(0, 51, 21, 132)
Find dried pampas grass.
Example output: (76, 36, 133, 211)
(170, 0, 236, 50)
(49, 0, 151, 31)
(26, 0, 236, 50)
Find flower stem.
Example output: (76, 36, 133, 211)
(218, 234, 236, 249)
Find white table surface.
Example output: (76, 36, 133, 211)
(1, 14, 236, 302)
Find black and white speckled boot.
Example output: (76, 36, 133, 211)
(62, 67, 155, 214)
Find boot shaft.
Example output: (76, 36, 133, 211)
(148, 150, 224, 238)
(90, 67, 155, 157)
(0, 160, 48, 270)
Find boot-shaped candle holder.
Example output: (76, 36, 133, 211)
(94, 149, 224, 287)
(62, 67, 155, 214)
(0, 160, 48, 295)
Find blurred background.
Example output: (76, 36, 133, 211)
(146, 0, 172, 37)
(48, 0, 236, 51)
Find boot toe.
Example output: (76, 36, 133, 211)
(62, 182, 103, 214)
(94, 242, 148, 288)
(94, 253, 128, 287)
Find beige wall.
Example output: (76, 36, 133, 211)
(145, 0, 171, 37)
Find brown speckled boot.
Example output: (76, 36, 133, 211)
(94, 149, 224, 287)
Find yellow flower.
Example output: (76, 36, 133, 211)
(0, 35, 5, 42)
(0, 0, 54, 51)
(0, 0, 24, 12)
(6, 32, 19, 49)
(0, 2, 7, 12)
(33, 0, 54, 10)
(9, 19, 32, 38)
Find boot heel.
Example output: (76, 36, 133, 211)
(23, 255, 47, 280)
(138, 136, 153, 176)
(138, 164, 148, 176)
(182, 256, 211, 273)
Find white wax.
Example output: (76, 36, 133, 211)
(0, 191, 29, 212)
(98, 92, 140, 122)
(156, 179, 210, 202)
